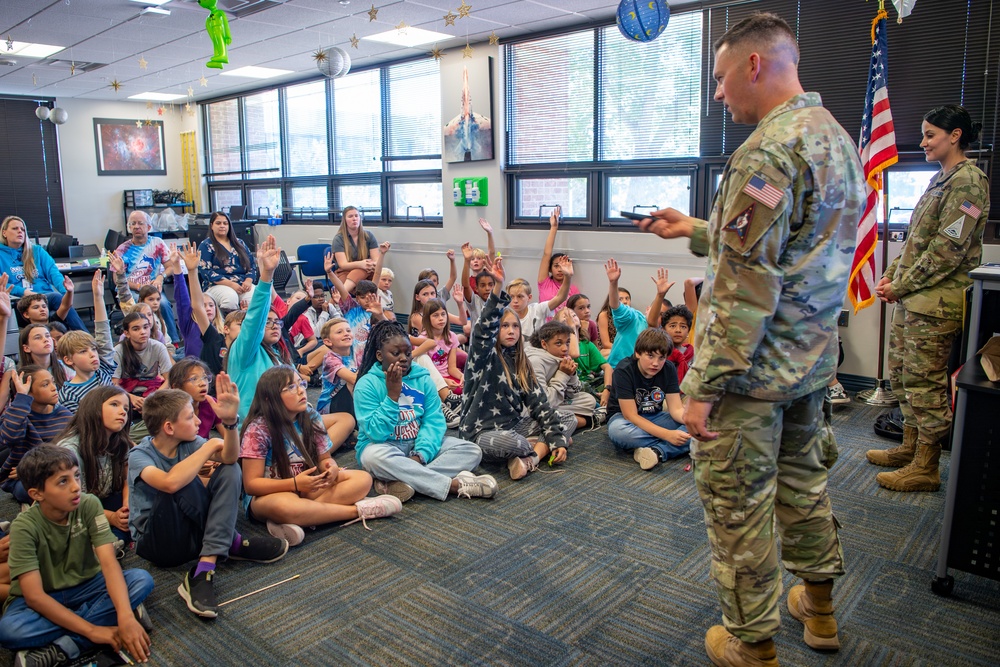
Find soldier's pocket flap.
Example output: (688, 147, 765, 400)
(690, 430, 742, 462)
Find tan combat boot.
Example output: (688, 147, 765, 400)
(876, 442, 941, 492)
(705, 626, 779, 667)
(866, 425, 916, 467)
(787, 579, 839, 650)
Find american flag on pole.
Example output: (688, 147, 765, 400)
(849, 9, 898, 313)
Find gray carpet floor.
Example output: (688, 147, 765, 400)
(2, 398, 999, 666)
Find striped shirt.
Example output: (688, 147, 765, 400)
(0, 393, 73, 488)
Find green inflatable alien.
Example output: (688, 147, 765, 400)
(200, 0, 231, 69)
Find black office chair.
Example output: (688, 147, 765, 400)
(104, 229, 128, 253)
(46, 233, 77, 259)
(69, 244, 101, 259)
(272, 250, 294, 295)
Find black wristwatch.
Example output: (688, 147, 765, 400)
(221, 415, 241, 430)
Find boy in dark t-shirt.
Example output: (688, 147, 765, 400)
(607, 328, 691, 470)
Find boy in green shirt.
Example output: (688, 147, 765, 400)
(0, 445, 153, 667)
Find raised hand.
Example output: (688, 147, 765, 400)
(108, 252, 126, 276)
(651, 267, 674, 295)
(12, 371, 32, 395)
(451, 282, 464, 303)
(446, 249, 455, 261)
(181, 242, 201, 271)
(91, 270, 105, 301)
(461, 242, 473, 261)
(207, 372, 240, 425)
(63, 274, 75, 293)
(604, 258, 621, 282)
(478, 218, 493, 234)
(556, 255, 574, 278)
(484, 255, 504, 284)
(304, 278, 314, 298)
(379, 241, 391, 255)
(323, 251, 335, 275)
(549, 205, 561, 228)
(0, 275, 11, 319)
(257, 235, 280, 275)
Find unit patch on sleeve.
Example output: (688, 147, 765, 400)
(724, 204, 755, 245)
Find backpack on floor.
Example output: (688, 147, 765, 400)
(874, 407, 904, 442)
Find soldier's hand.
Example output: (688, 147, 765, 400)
(635, 208, 695, 240)
(683, 399, 719, 441)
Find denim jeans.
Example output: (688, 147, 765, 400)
(44, 292, 87, 332)
(0, 569, 153, 656)
(359, 436, 482, 501)
(608, 411, 691, 460)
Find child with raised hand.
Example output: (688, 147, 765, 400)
(240, 365, 398, 545)
(171, 243, 227, 376)
(58, 270, 117, 413)
(53, 386, 133, 542)
(526, 319, 598, 432)
(417, 249, 458, 304)
(15, 274, 77, 328)
(597, 286, 630, 358)
(138, 285, 172, 348)
(323, 244, 387, 367)
(509, 254, 573, 340)
(538, 206, 581, 312)
(607, 327, 690, 470)
(604, 260, 673, 371)
(568, 294, 599, 344)
(420, 298, 467, 394)
(459, 257, 574, 480)
(0, 445, 153, 667)
(1, 366, 73, 504)
(128, 382, 288, 619)
(466, 217, 497, 291)
(561, 307, 613, 408)
(461, 241, 497, 329)
(662, 304, 694, 384)
(354, 319, 497, 503)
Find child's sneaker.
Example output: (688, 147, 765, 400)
(228, 535, 289, 563)
(444, 391, 462, 409)
(507, 454, 539, 481)
(13, 644, 69, 667)
(374, 478, 415, 503)
(454, 471, 499, 499)
(826, 382, 850, 405)
(266, 520, 305, 547)
(133, 602, 153, 634)
(592, 405, 608, 427)
(633, 447, 660, 470)
(112, 539, 127, 561)
(442, 403, 461, 429)
(177, 567, 219, 618)
(343, 495, 403, 530)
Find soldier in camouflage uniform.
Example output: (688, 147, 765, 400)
(869, 106, 989, 492)
(636, 14, 864, 667)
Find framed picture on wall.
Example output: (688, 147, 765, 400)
(443, 56, 494, 163)
(93, 118, 167, 176)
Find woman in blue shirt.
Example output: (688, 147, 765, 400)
(197, 211, 259, 311)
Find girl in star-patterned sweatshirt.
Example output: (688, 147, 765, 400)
(458, 257, 575, 482)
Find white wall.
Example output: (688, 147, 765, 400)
(54, 97, 198, 246)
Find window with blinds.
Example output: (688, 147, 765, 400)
(285, 81, 328, 177)
(243, 90, 280, 179)
(0, 98, 65, 236)
(386, 59, 442, 171)
(206, 99, 241, 182)
(333, 69, 382, 175)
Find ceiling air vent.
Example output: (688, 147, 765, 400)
(177, 0, 281, 19)
(34, 58, 106, 73)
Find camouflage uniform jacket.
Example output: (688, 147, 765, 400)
(884, 160, 989, 321)
(681, 92, 865, 402)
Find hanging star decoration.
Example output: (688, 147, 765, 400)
(367, 4, 378, 21)
(430, 46, 443, 60)
(443, 11, 457, 26)
(70, 61, 77, 76)
(32, 73, 37, 86)
(187, 85, 194, 97)
(138, 55, 148, 70)
(199, 74, 208, 87)
(457, 0, 472, 19)
(350, 33, 360, 49)
(312, 49, 329, 64)
(136, 119, 143, 128)
(463, 42, 473, 59)
(489, 30, 499, 45)
(157, 106, 164, 116)
(146, 101, 153, 109)
(396, 21, 409, 34)
(144, 118, 152, 127)
(110, 79, 122, 92)
(187, 103, 195, 117)
(5, 35, 12, 52)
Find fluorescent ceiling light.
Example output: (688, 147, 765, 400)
(219, 65, 293, 79)
(363, 27, 452, 48)
(128, 92, 186, 102)
(4, 42, 65, 58)
(140, 7, 171, 15)
(129, 0, 172, 5)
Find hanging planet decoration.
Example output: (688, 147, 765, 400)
(49, 108, 69, 125)
(317, 47, 351, 78)
(35, 106, 50, 121)
(616, 0, 670, 43)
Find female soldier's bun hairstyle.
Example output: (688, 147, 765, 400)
(923, 105, 982, 149)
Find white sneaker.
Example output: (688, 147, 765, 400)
(266, 520, 305, 547)
(633, 447, 660, 470)
(454, 471, 499, 499)
(343, 495, 403, 530)
(507, 454, 539, 481)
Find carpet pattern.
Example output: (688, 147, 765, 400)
(2, 399, 999, 666)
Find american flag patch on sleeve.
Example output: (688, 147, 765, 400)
(959, 200, 982, 218)
(742, 173, 784, 209)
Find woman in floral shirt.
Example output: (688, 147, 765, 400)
(198, 211, 259, 311)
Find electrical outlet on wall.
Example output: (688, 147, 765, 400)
(838, 310, 849, 327)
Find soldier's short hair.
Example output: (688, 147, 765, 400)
(714, 12, 798, 63)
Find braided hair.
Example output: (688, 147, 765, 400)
(357, 319, 410, 380)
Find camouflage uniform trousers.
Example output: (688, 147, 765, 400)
(691, 388, 845, 643)
(887, 305, 960, 446)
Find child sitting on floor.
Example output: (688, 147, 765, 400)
(0, 445, 153, 666)
(353, 320, 497, 503)
(128, 383, 288, 619)
(377, 267, 396, 320)
(662, 304, 694, 384)
(57, 271, 116, 413)
(507, 254, 572, 340)
(240, 365, 398, 547)
(607, 328, 691, 470)
(525, 321, 598, 432)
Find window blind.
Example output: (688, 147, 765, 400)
(333, 69, 382, 175)
(284, 80, 329, 177)
(385, 58, 442, 168)
(0, 98, 65, 235)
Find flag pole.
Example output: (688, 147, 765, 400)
(856, 177, 898, 406)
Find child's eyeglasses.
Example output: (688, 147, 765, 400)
(281, 380, 309, 394)
(184, 374, 213, 385)
(265, 319, 283, 329)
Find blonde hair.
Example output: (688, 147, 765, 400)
(320, 317, 348, 341)
(470, 247, 488, 261)
(380, 267, 394, 280)
(1, 216, 35, 284)
(56, 330, 98, 359)
(506, 278, 532, 297)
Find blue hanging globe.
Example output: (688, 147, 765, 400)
(616, 0, 671, 43)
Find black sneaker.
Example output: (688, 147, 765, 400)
(228, 535, 289, 563)
(14, 644, 69, 667)
(133, 602, 153, 634)
(177, 567, 219, 618)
